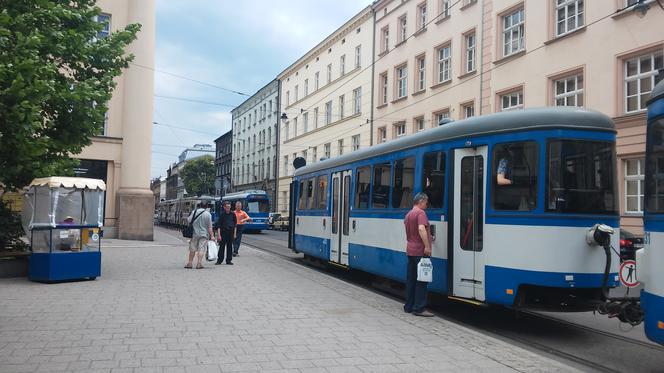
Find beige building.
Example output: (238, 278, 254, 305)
(372, 0, 663, 232)
(74, 0, 156, 240)
(276, 6, 375, 213)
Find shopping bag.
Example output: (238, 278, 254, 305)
(417, 257, 433, 283)
(206, 240, 218, 262)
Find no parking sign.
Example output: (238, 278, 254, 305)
(619, 260, 640, 288)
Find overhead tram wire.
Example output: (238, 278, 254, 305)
(131, 62, 250, 96)
(152, 121, 220, 137)
(154, 95, 239, 108)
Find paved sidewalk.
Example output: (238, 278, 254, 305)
(0, 229, 578, 373)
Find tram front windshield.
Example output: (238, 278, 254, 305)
(646, 118, 664, 214)
(246, 199, 269, 214)
(547, 140, 617, 214)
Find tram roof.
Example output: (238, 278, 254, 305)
(294, 107, 614, 177)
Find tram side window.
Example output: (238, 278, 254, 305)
(297, 181, 306, 210)
(492, 142, 538, 211)
(547, 140, 617, 214)
(422, 151, 446, 209)
(306, 178, 315, 209)
(316, 175, 328, 210)
(646, 118, 664, 213)
(392, 158, 415, 208)
(372, 162, 391, 208)
(355, 166, 371, 208)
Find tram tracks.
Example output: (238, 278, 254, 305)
(241, 233, 664, 373)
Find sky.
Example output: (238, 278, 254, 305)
(151, 0, 373, 178)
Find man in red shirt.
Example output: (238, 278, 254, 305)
(403, 192, 434, 317)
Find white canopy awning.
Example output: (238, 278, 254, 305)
(29, 177, 106, 191)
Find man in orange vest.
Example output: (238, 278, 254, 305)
(233, 201, 252, 256)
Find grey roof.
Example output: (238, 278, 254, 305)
(648, 79, 664, 105)
(294, 107, 614, 177)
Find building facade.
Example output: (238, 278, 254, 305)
(231, 80, 279, 210)
(73, 0, 155, 240)
(165, 144, 215, 200)
(372, 0, 663, 232)
(276, 6, 375, 213)
(214, 131, 233, 197)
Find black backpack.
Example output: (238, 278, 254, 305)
(182, 209, 205, 238)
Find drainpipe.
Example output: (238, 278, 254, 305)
(370, 8, 377, 146)
(274, 79, 281, 213)
(478, 0, 486, 115)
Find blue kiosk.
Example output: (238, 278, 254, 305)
(22, 177, 105, 282)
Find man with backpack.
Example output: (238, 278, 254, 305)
(185, 201, 214, 269)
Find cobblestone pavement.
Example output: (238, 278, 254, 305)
(0, 228, 579, 373)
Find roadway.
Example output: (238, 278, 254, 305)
(242, 229, 664, 373)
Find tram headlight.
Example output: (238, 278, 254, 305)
(586, 224, 614, 247)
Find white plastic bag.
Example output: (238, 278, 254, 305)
(206, 240, 218, 262)
(417, 258, 433, 283)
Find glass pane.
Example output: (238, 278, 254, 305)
(460, 157, 475, 251)
(298, 181, 306, 210)
(371, 163, 391, 208)
(567, 77, 576, 91)
(641, 77, 652, 92)
(626, 60, 638, 76)
(317, 175, 328, 210)
(646, 118, 664, 213)
(492, 142, 539, 211)
(627, 96, 638, 111)
(392, 158, 415, 208)
(422, 151, 446, 209)
(626, 196, 638, 212)
(640, 56, 652, 74)
(556, 80, 565, 95)
(577, 75, 583, 89)
(626, 159, 639, 176)
(307, 179, 315, 209)
(578, 93, 584, 107)
(627, 180, 638, 195)
(332, 178, 339, 234)
(655, 54, 663, 70)
(342, 176, 350, 236)
(547, 140, 616, 214)
(355, 166, 371, 209)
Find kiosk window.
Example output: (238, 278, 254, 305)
(492, 142, 538, 211)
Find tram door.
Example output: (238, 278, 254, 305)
(330, 170, 352, 265)
(452, 147, 487, 301)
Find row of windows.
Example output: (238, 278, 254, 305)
(282, 87, 362, 141)
(296, 139, 617, 215)
(234, 156, 275, 185)
(233, 99, 275, 134)
(282, 135, 362, 177)
(378, 48, 662, 120)
(285, 46, 362, 108)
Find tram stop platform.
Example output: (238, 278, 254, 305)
(0, 228, 579, 373)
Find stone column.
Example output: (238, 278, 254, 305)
(116, 0, 156, 240)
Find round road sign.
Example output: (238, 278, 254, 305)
(619, 260, 640, 288)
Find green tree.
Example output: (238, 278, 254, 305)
(0, 0, 140, 191)
(181, 156, 215, 197)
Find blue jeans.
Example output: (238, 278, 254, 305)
(404, 255, 428, 313)
(233, 225, 244, 253)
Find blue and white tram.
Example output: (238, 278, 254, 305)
(221, 190, 270, 231)
(291, 107, 621, 311)
(637, 79, 664, 345)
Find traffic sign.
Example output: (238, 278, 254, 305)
(619, 260, 640, 288)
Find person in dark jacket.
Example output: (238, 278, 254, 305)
(216, 201, 236, 265)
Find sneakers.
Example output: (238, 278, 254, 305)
(412, 310, 434, 317)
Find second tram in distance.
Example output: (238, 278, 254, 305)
(290, 107, 620, 311)
(222, 190, 270, 232)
